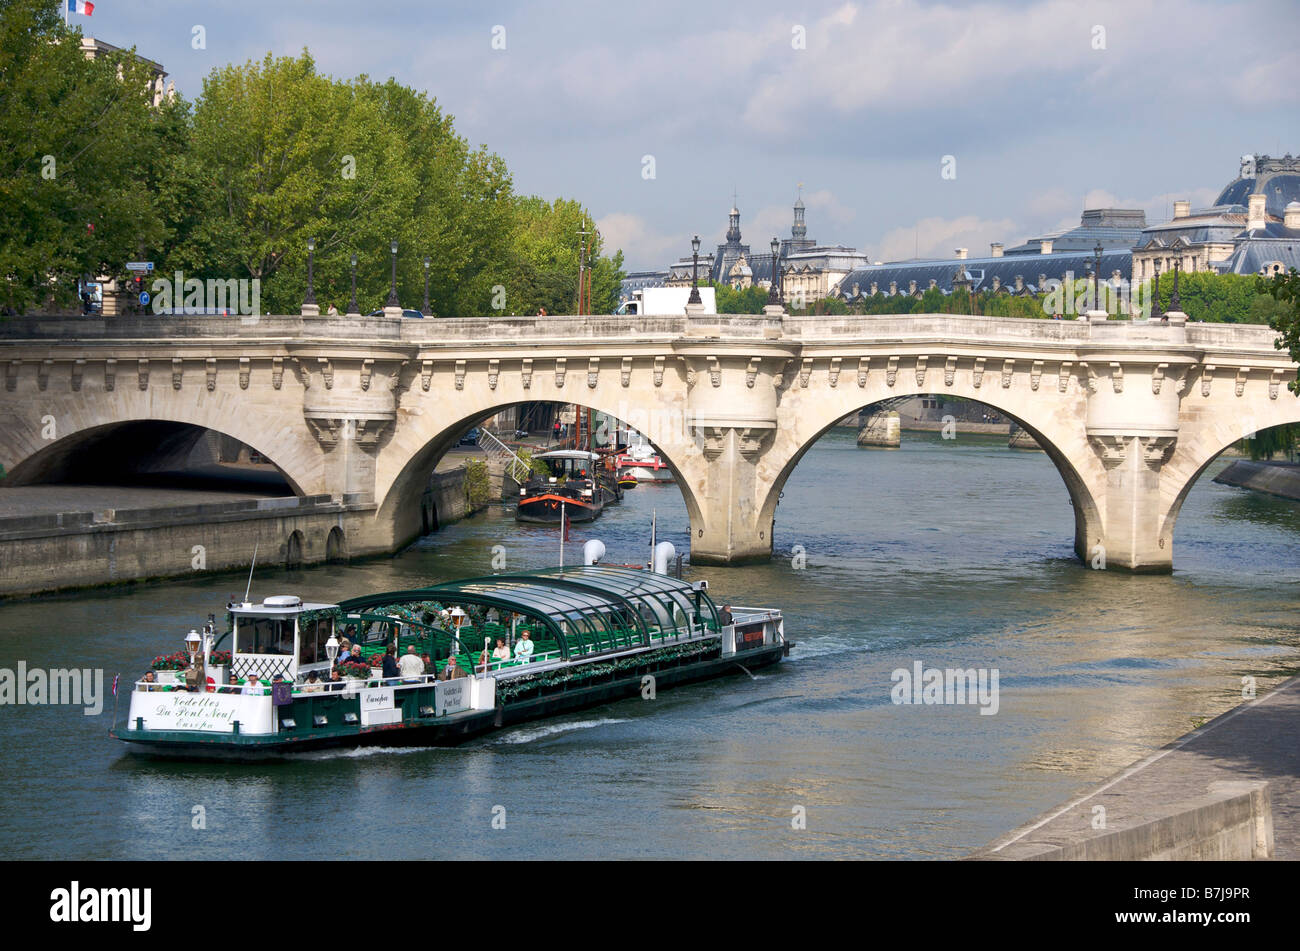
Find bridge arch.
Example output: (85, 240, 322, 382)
(756, 379, 1105, 564)
(1, 391, 324, 497)
(373, 392, 704, 546)
(1158, 401, 1300, 551)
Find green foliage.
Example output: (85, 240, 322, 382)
(1241, 424, 1299, 461)
(0, 0, 174, 311)
(464, 458, 492, 507)
(1259, 267, 1300, 395)
(1157, 271, 1286, 324)
(715, 284, 769, 313)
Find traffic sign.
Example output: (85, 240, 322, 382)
(126, 261, 154, 272)
(139, 292, 150, 306)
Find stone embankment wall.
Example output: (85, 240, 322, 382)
(1213, 460, 1300, 502)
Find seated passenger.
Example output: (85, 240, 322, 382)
(326, 669, 345, 692)
(337, 639, 353, 664)
(225, 674, 241, 694)
(440, 655, 466, 680)
(381, 647, 401, 684)
(719, 605, 734, 627)
(398, 645, 425, 681)
(421, 653, 434, 676)
(514, 631, 534, 662)
(302, 671, 323, 693)
(140, 670, 158, 692)
(492, 637, 512, 662)
(242, 676, 264, 696)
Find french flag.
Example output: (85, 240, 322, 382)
(68, 0, 94, 15)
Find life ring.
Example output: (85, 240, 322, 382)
(206, 676, 216, 693)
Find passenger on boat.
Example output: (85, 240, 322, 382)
(492, 638, 512, 662)
(514, 631, 534, 662)
(440, 656, 466, 680)
(337, 639, 353, 663)
(421, 653, 434, 673)
(242, 677, 264, 696)
(302, 671, 323, 693)
(719, 605, 733, 627)
(140, 670, 158, 691)
(325, 669, 345, 692)
(398, 645, 424, 682)
(225, 674, 241, 694)
(382, 647, 401, 684)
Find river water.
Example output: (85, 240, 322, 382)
(1, 428, 1297, 859)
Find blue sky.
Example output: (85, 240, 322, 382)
(74, 0, 1300, 269)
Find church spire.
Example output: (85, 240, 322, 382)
(727, 194, 741, 244)
(792, 184, 807, 242)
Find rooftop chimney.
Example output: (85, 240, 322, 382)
(1014, 275, 1024, 292)
(1248, 194, 1268, 230)
(990, 242, 1004, 257)
(955, 248, 968, 260)
(1286, 202, 1300, 229)
(1173, 200, 1190, 219)
(1039, 239, 1053, 255)
(889, 281, 898, 295)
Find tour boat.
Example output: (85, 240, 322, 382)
(516, 449, 620, 523)
(110, 558, 791, 760)
(614, 443, 674, 483)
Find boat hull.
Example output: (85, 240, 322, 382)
(515, 494, 601, 523)
(112, 642, 788, 761)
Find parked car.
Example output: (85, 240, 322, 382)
(367, 309, 426, 319)
(458, 427, 481, 446)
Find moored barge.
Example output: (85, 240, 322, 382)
(112, 565, 790, 760)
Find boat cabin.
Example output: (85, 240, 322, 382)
(227, 595, 339, 683)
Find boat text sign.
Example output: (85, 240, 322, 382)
(436, 679, 469, 716)
(129, 691, 274, 734)
(360, 686, 394, 711)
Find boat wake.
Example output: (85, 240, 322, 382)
(494, 717, 630, 745)
(290, 745, 436, 761)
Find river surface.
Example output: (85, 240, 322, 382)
(1, 429, 1297, 859)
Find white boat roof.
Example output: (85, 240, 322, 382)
(231, 598, 338, 615)
(534, 450, 600, 461)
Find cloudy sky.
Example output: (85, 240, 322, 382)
(79, 0, 1300, 270)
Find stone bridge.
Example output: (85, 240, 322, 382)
(0, 312, 1295, 572)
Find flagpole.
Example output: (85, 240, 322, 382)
(559, 501, 565, 569)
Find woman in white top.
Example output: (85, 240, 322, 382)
(491, 637, 512, 662)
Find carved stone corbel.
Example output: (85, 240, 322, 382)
(746, 357, 760, 389)
(973, 357, 986, 388)
(555, 357, 566, 389)
(104, 359, 116, 392)
(708, 356, 721, 388)
(272, 357, 284, 390)
(1139, 435, 1176, 470)
(1058, 361, 1072, 393)
(421, 359, 433, 391)
(885, 356, 899, 387)
(1030, 360, 1043, 391)
(360, 359, 374, 392)
(138, 359, 150, 391)
(488, 359, 500, 390)
(829, 356, 842, 388)
(71, 359, 84, 392)
(653, 355, 665, 387)
(522, 358, 534, 390)
(206, 358, 217, 391)
(1090, 434, 1129, 469)
(317, 358, 333, 390)
(773, 360, 791, 389)
(38, 359, 52, 391)
(1271, 369, 1285, 400)
(1235, 367, 1249, 397)
(1001, 359, 1014, 388)
(944, 356, 957, 387)
(1110, 362, 1122, 394)
(1152, 363, 1167, 395)
(4, 361, 18, 392)
(587, 357, 599, 388)
(857, 357, 870, 387)
(171, 358, 183, 390)
(799, 358, 814, 388)
(455, 360, 467, 391)
(621, 357, 632, 388)
(239, 357, 251, 390)
(915, 355, 928, 387)
(1201, 365, 1215, 397)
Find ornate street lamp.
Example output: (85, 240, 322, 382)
(387, 238, 400, 308)
(767, 237, 783, 305)
(423, 256, 431, 315)
(1093, 242, 1103, 314)
(1170, 259, 1181, 312)
(348, 252, 359, 315)
(325, 632, 340, 671)
(1151, 259, 1162, 319)
(185, 629, 202, 666)
(687, 235, 702, 305)
(304, 237, 317, 308)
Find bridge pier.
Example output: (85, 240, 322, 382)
(686, 426, 776, 565)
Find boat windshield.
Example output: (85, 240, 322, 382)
(236, 616, 295, 655)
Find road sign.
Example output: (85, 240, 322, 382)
(126, 261, 154, 272)
(139, 292, 150, 306)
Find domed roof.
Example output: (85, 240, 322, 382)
(1215, 154, 1300, 218)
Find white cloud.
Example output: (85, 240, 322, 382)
(595, 212, 685, 270)
(873, 214, 1019, 262)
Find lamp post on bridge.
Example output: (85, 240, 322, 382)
(1170, 259, 1182, 313)
(301, 237, 318, 316)
(348, 253, 359, 316)
(687, 235, 702, 306)
(1151, 259, 1162, 320)
(423, 256, 431, 315)
(1093, 242, 1103, 315)
(385, 238, 401, 317)
(767, 237, 783, 306)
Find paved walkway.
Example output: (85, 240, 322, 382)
(982, 675, 1300, 859)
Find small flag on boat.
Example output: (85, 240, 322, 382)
(111, 673, 119, 696)
(67, 0, 95, 15)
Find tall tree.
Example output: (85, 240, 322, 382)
(1261, 267, 1300, 396)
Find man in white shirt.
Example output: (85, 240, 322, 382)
(398, 645, 425, 681)
(514, 631, 535, 662)
(241, 677, 264, 695)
